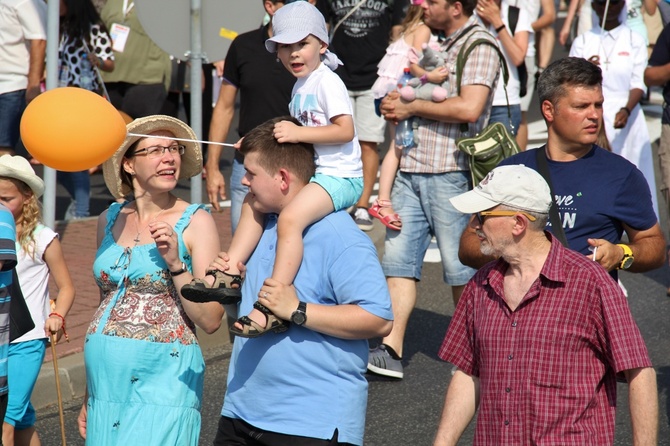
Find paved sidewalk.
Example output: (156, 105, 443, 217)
(34, 209, 235, 410)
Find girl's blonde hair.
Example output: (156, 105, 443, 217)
(1, 177, 41, 259)
(396, 5, 425, 39)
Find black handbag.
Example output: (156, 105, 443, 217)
(9, 269, 35, 342)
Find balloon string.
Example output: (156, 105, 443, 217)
(127, 133, 237, 147)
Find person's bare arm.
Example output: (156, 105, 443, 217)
(26, 39, 46, 103)
(433, 370, 480, 446)
(533, 0, 556, 33)
(644, 62, 670, 87)
(206, 81, 238, 210)
(587, 222, 666, 272)
(258, 278, 393, 339)
(274, 114, 355, 145)
(381, 84, 492, 124)
(477, 0, 528, 66)
(624, 367, 658, 445)
(559, 0, 584, 46)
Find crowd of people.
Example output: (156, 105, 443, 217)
(1, 0, 670, 444)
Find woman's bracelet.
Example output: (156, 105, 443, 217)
(48, 312, 70, 343)
(620, 107, 631, 116)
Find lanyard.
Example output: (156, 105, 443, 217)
(122, 0, 134, 17)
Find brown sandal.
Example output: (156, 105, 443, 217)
(229, 301, 289, 338)
(180, 270, 242, 305)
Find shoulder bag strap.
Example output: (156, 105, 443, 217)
(456, 34, 510, 134)
(535, 147, 569, 246)
(329, 0, 368, 42)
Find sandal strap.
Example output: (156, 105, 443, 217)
(375, 199, 393, 208)
(254, 301, 272, 315)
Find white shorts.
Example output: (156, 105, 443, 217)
(348, 88, 386, 143)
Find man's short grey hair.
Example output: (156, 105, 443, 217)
(537, 57, 602, 107)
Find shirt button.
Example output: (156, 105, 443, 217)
(511, 321, 518, 327)
(504, 420, 510, 426)
(269, 245, 274, 250)
(505, 387, 511, 393)
(508, 354, 513, 360)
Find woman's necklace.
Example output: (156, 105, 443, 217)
(132, 206, 168, 245)
(599, 26, 621, 71)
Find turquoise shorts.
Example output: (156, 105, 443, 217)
(5, 339, 46, 429)
(311, 174, 363, 211)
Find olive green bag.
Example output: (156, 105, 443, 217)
(455, 36, 520, 187)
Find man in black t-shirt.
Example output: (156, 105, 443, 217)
(323, 0, 405, 231)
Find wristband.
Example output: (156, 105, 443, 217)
(620, 107, 631, 116)
(420, 74, 428, 85)
(495, 24, 506, 33)
(48, 312, 70, 343)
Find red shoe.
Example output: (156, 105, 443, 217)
(368, 199, 402, 231)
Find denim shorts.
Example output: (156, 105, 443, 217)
(311, 174, 363, 211)
(348, 88, 386, 143)
(382, 170, 476, 285)
(0, 90, 26, 148)
(5, 339, 46, 428)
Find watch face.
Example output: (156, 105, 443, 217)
(621, 257, 634, 269)
(291, 311, 306, 326)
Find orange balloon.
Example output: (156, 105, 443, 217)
(20, 87, 126, 172)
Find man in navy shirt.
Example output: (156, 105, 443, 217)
(460, 57, 665, 277)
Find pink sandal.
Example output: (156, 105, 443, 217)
(368, 199, 402, 231)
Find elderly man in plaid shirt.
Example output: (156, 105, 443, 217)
(434, 164, 657, 445)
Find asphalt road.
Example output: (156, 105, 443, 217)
(32, 258, 670, 445)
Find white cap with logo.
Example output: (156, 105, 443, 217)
(450, 165, 552, 215)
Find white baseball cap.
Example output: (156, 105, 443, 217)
(265, 1, 329, 53)
(450, 165, 552, 214)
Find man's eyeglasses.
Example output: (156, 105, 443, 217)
(133, 144, 185, 158)
(475, 210, 537, 225)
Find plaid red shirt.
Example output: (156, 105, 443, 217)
(439, 233, 652, 445)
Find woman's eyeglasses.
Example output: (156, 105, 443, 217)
(133, 144, 185, 158)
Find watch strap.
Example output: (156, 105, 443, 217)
(616, 244, 633, 269)
(169, 261, 187, 277)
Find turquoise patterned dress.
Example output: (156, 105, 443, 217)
(84, 202, 205, 445)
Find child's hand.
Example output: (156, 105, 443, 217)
(273, 120, 301, 143)
(427, 66, 449, 84)
(208, 252, 247, 278)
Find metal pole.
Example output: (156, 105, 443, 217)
(43, 0, 60, 227)
(189, 0, 203, 204)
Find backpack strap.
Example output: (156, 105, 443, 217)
(455, 34, 508, 134)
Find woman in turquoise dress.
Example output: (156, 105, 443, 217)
(78, 115, 225, 445)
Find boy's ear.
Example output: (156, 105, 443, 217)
(319, 41, 328, 55)
(277, 168, 291, 191)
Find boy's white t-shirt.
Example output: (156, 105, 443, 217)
(289, 63, 363, 178)
(12, 225, 58, 343)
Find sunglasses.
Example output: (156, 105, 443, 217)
(475, 210, 537, 226)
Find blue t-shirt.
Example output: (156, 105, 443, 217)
(222, 211, 393, 445)
(0, 204, 17, 396)
(499, 146, 656, 255)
